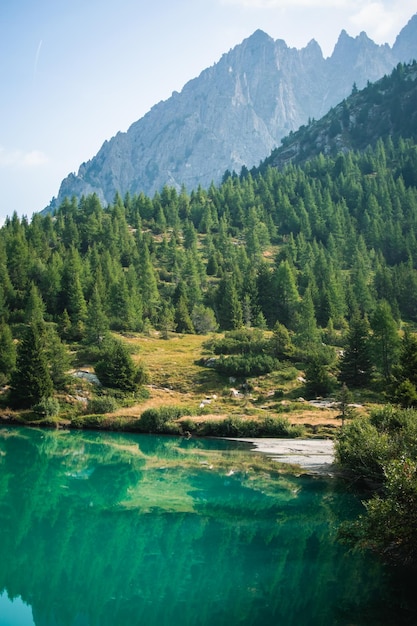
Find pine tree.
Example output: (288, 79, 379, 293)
(339, 312, 372, 388)
(0, 322, 16, 384)
(293, 287, 319, 349)
(215, 275, 243, 330)
(45, 326, 71, 390)
(9, 324, 53, 408)
(273, 260, 300, 328)
(85, 286, 109, 345)
(95, 338, 144, 392)
(174, 295, 194, 334)
(371, 300, 400, 380)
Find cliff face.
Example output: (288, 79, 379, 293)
(48, 15, 417, 210)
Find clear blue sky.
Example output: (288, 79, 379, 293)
(1, 0, 416, 222)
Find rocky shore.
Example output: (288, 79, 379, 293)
(230, 438, 336, 475)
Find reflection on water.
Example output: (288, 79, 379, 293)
(0, 592, 34, 626)
(0, 427, 416, 626)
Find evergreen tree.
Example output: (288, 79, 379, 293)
(45, 326, 71, 389)
(269, 322, 294, 359)
(339, 312, 372, 388)
(95, 338, 144, 392)
(304, 355, 335, 398)
(370, 300, 400, 380)
(85, 286, 109, 345)
(24, 283, 46, 325)
(215, 275, 243, 330)
(9, 323, 53, 408)
(158, 302, 176, 339)
(0, 322, 16, 384)
(174, 295, 194, 334)
(273, 260, 300, 328)
(293, 287, 320, 349)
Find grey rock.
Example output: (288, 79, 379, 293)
(46, 14, 417, 211)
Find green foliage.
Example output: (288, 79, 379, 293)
(206, 328, 268, 355)
(87, 396, 120, 414)
(337, 406, 417, 567)
(9, 323, 53, 408)
(0, 322, 16, 384)
(339, 312, 373, 388)
(304, 355, 335, 398)
(0, 69, 417, 417)
(191, 304, 218, 334)
(201, 415, 304, 438)
(32, 397, 61, 418)
(213, 354, 278, 378)
(335, 416, 391, 484)
(269, 322, 294, 359)
(389, 330, 417, 407)
(138, 405, 191, 433)
(94, 338, 147, 392)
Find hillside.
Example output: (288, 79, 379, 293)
(1, 56, 417, 438)
(262, 61, 417, 172)
(46, 14, 417, 211)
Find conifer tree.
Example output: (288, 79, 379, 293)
(370, 300, 400, 380)
(215, 275, 243, 330)
(0, 322, 16, 384)
(339, 312, 372, 388)
(9, 323, 53, 408)
(273, 260, 300, 328)
(95, 338, 144, 392)
(174, 295, 194, 334)
(85, 286, 109, 345)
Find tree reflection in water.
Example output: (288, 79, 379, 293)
(0, 427, 415, 626)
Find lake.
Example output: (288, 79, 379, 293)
(0, 427, 415, 626)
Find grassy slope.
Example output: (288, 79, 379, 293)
(114, 331, 370, 436)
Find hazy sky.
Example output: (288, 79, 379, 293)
(1, 0, 417, 222)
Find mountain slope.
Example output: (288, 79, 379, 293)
(48, 14, 417, 211)
(260, 61, 417, 173)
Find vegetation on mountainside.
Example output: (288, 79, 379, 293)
(0, 62, 416, 567)
(263, 60, 417, 173)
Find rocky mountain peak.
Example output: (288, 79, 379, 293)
(47, 13, 417, 212)
(393, 13, 417, 62)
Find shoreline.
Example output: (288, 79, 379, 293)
(227, 437, 336, 475)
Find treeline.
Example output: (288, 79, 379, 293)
(0, 135, 417, 402)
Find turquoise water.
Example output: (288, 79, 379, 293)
(0, 427, 415, 626)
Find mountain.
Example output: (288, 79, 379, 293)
(47, 14, 417, 211)
(261, 61, 417, 173)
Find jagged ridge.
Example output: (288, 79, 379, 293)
(47, 13, 417, 211)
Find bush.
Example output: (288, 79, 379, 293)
(213, 354, 278, 378)
(94, 337, 147, 392)
(201, 415, 304, 438)
(87, 396, 119, 414)
(32, 397, 61, 418)
(204, 328, 268, 355)
(138, 406, 191, 433)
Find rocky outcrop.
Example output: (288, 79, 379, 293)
(47, 14, 417, 211)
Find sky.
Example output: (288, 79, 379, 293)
(1, 0, 417, 223)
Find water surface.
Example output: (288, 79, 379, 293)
(0, 427, 415, 625)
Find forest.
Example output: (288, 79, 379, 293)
(1, 62, 417, 567)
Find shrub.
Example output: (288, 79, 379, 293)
(32, 397, 61, 418)
(138, 406, 192, 433)
(213, 354, 278, 378)
(204, 328, 268, 355)
(87, 396, 119, 414)
(201, 415, 304, 438)
(94, 337, 147, 392)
